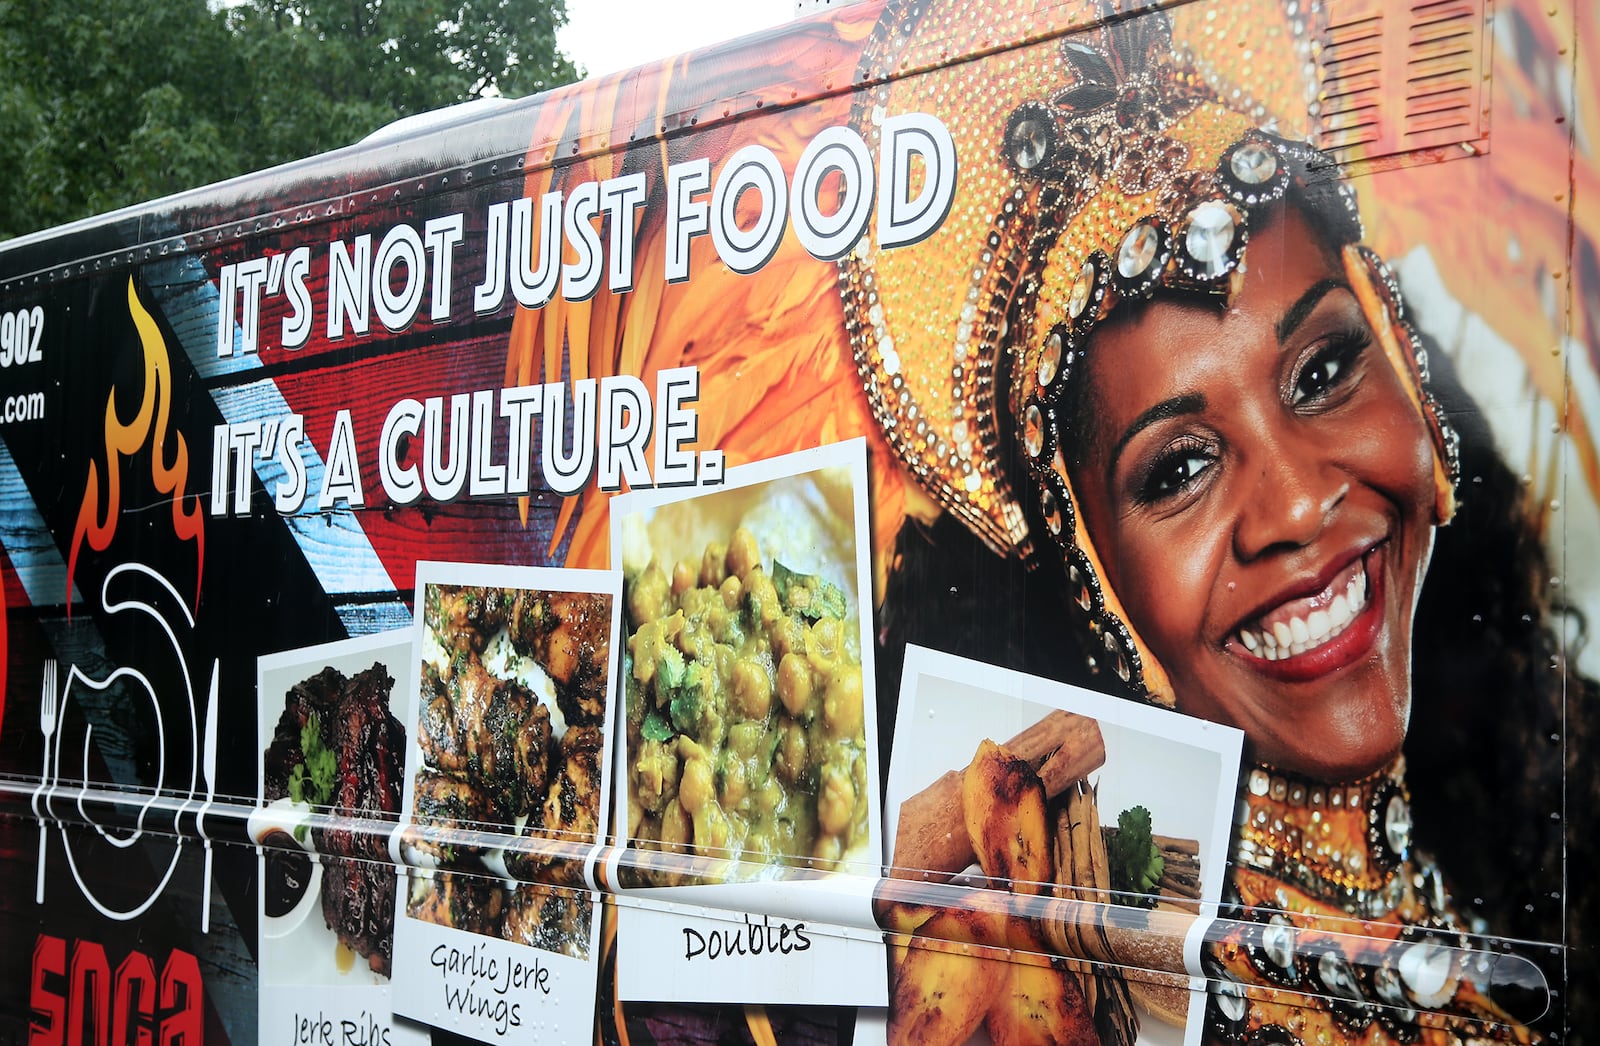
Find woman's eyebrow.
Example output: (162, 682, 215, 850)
(1276, 278, 1347, 344)
(1110, 393, 1206, 474)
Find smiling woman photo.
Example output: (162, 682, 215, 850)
(1060, 205, 1439, 784)
(846, 0, 1589, 1039)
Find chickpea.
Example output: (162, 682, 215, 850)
(728, 721, 764, 758)
(823, 667, 864, 738)
(679, 755, 714, 815)
(628, 622, 661, 684)
(730, 658, 773, 720)
(719, 574, 743, 611)
(627, 564, 669, 626)
(744, 571, 780, 626)
(671, 558, 696, 595)
(725, 527, 761, 581)
(708, 604, 735, 644)
(754, 777, 783, 817)
(692, 801, 730, 854)
(768, 615, 807, 660)
(703, 699, 729, 752)
(699, 542, 727, 587)
(675, 620, 709, 661)
(632, 738, 679, 813)
(719, 757, 748, 808)
(660, 798, 691, 849)
(776, 651, 814, 717)
(812, 834, 842, 866)
(776, 722, 807, 783)
(806, 617, 844, 673)
(816, 764, 855, 837)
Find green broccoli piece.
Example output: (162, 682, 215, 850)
(287, 712, 337, 809)
(1107, 805, 1165, 907)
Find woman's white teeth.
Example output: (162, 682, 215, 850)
(1238, 567, 1370, 661)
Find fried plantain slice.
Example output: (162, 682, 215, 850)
(879, 900, 942, 937)
(888, 907, 1008, 1046)
(983, 955, 1099, 1046)
(961, 739, 1052, 894)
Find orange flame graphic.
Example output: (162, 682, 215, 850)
(66, 279, 206, 610)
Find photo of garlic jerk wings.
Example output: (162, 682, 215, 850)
(882, 713, 1203, 1046)
(507, 722, 606, 888)
(417, 657, 551, 825)
(426, 585, 612, 727)
(403, 581, 615, 959)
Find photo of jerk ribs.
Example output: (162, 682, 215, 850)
(264, 662, 407, 977)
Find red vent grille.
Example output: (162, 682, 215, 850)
(1317, 0, 1489, 166)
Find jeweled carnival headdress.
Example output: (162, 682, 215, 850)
(842, 0, 1460, 705)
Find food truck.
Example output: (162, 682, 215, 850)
(0, 0, 1590, 1042)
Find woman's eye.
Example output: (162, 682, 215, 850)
(1138, 447, 1213, 503)
(1291, 330, 1368, 406)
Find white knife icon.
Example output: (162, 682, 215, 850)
(200, 659, 219, 933)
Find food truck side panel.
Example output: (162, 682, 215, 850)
(0, 0, 1589, 1042)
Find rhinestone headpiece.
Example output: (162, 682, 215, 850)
(842, 0, 1460, 705)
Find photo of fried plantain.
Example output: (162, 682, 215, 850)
(885, 712, 1201, 1046)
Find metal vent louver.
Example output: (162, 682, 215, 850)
(1316, 0, 1490, 167)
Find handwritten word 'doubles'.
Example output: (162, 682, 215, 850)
(683, 914, 812, 962)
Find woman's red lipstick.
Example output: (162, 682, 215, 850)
(1229, 549, 1386, 683)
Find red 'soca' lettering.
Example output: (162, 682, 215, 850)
(30, 935, 204, 1046)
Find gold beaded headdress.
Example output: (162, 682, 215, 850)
(842, 0, 1460, 705)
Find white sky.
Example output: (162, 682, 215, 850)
(558, 0, 802, 78)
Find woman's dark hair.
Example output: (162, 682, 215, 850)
(1404, 340, 1592, 1005)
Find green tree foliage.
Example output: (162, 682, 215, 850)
(0, 0, 578, 240)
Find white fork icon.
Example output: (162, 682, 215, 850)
(34, 659, 57, 905)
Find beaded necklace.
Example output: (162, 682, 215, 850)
(1202, 761, 1540, 1044)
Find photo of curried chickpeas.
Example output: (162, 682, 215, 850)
(620, 515, 871, 884)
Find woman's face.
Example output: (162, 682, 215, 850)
(1072, 207, 1437, 780)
